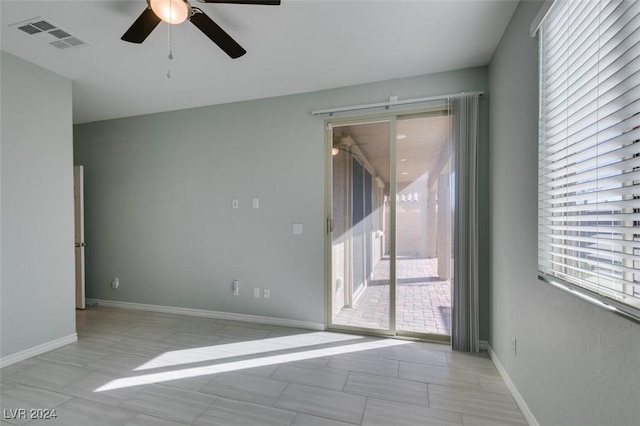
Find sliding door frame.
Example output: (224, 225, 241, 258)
(324, 107, 451, 343)
(325, 114, 396, 337)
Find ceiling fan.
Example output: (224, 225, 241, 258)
(121, 0, 281, 59)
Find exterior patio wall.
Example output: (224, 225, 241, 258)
(397, 179, 429, 258)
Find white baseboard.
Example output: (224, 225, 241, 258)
(86, 299, 326, 331)
(486, 344, 539, 426)
(0, 333, 78, 369)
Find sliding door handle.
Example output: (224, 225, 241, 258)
(327, 218, 334, 234)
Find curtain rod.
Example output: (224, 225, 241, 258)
(311, 91, 484, 116)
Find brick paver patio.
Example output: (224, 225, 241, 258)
(333, 257, 451, 335)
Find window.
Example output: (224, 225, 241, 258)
(538, 0, 640, 321)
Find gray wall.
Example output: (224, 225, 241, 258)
(1, 52, 76, 358)
(488, 2, 640, 425)
(74, 67, 490, 333)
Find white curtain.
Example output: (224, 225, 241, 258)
(451, 94, 480, 352)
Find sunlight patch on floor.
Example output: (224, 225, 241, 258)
(95, 338, 411, 392)
(134, 332, 364, 371)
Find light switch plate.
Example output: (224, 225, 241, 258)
(253, 198, 259, 209)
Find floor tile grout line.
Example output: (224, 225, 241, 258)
(421, 400, 528, 425)
(426, 384, 528, 422)
(271, 381, 291, 408)
(396, 361, 506, 394)
(358, 395, 369, 425)
(341, 370, 355, 393)
(189, 393, 219, 425)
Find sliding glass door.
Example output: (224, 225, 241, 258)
(326, 111, 452, 341)
(329, 119, 392, 332)
(395, 113, 452, 337)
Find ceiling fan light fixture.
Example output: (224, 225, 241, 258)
(149, 0, 190, 24)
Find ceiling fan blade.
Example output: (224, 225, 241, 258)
(190, 10, 246, 58)
(200, 0, 280, 5)
(121, 7, 161, 43)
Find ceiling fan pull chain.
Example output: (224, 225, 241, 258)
(168, 3, 174, 59)
(167, 22, 174, 78)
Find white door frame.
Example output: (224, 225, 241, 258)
(74, 165, 86, 310)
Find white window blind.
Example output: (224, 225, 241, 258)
(538, 0, 640, 321)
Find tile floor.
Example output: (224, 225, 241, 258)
(334, 257, 452, 335)
(0, 307, 526, 425)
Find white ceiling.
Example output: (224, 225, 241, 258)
(0, 0, 518, 124)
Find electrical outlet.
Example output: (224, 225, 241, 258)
(512, 337, 517, 357)
(263, 288, 270, 299)
(232, 280, 239, 296)
(253, 288, 260, 298)
(111, 277, 119, 290)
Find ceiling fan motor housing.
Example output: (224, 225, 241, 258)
(147, 0, 192, 25)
